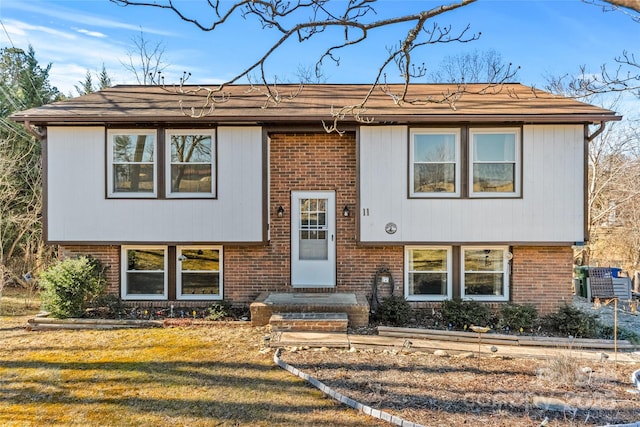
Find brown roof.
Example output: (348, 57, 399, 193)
(10, 83, 620, 126)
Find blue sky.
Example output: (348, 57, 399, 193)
(0, 0, 638, 100)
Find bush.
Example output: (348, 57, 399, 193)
(207, 300, 234, 321)
(441, 298, 493, 329)
(498, 303, 538, 332)
(541, 304, 600, 338)
(39, 256, 106, 318)
(375, 295, 413, 326)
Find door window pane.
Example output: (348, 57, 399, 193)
(299, 198, 328, 260)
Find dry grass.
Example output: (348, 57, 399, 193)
(0, 288, 384, 427)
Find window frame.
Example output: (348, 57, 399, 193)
(176, 246, 223, 301)
(460, 245, 510, 302)
(165, 129, 217, 199)
(468, 128, 521, 198)
(404, 246, 453, 301)
(107, 129, 157, 198)
(409, 128, 461, 198)
(121, 246, 168, 300)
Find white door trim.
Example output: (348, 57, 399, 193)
(291, 190, 336, 287)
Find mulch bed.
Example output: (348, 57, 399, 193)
(280, 347, 640, 426)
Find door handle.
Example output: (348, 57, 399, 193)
(331, 234, 334, 242)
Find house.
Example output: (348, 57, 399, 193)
(10, 83, 620, 325)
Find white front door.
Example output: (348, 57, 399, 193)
(291, 191, 336, 287)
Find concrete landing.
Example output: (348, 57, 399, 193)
(250, 292, 369, 328)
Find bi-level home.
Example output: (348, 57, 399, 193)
(11, 83, 620, 325)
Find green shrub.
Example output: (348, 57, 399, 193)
(498, 303, 538, 332)
(39, 256, 106, 318)
(441, 298, 493, 329)
(541, 304, 600, 338)
(207, 300, 234, 321)
(375, 295, 413, 326)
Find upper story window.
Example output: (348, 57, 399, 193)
(166, 130, 216, 198)
(469, 128, 520, 197)
(410, 129, 460, 197)
(107, 130, 157, 197)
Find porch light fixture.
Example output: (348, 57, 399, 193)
(277, 205, 285, 217)
(343, 205, 350, 217)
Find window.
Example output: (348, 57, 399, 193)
(461, 246, 510, 301)
(410, 129, 460, 197)
(405, 247, 452, 301)
(108, 130, 156, 197)
(469, 129, 520, 197)
(166, 130, 215, 198)
(122, 246, 167, 300)
(121, 246, 224, 301)
(177, 246, 223, 300)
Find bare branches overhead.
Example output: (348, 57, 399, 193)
(110, 0, 484, 126)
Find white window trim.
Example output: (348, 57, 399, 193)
(165, 129, 216, 198)
(107, 129, 157, 198)
(461, 245, 510, 302)
(404, 246, 452, 301)
(409, 128, 461, 198)
(468, 128, 521, 198)
(176, 246, 223, 301)
(121, 246, 168, 300)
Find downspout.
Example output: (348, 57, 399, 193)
(23, 120, 46, 140)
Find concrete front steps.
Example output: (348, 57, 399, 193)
(269, 312, 348, 332)
(250, 292, 369, 331)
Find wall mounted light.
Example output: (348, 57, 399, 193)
(277, 205, 285, 217)
(343, 205, 350, 217)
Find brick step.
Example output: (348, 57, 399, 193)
(269, 312, 349, 332)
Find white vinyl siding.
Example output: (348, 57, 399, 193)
(359, 125, 584, 243)
(46, 126, 263, 243)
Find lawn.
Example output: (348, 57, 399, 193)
(0, 287, 385, 427)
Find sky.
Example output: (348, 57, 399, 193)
(0, 0, 639, 110)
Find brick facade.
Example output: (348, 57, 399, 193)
(511, 246, 574, 314)
(224, 132, 403, 304)
(57, 132, 574, 316)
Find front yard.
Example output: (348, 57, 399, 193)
(0, 287, 384, 427)
(1, 287, 639, 426)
